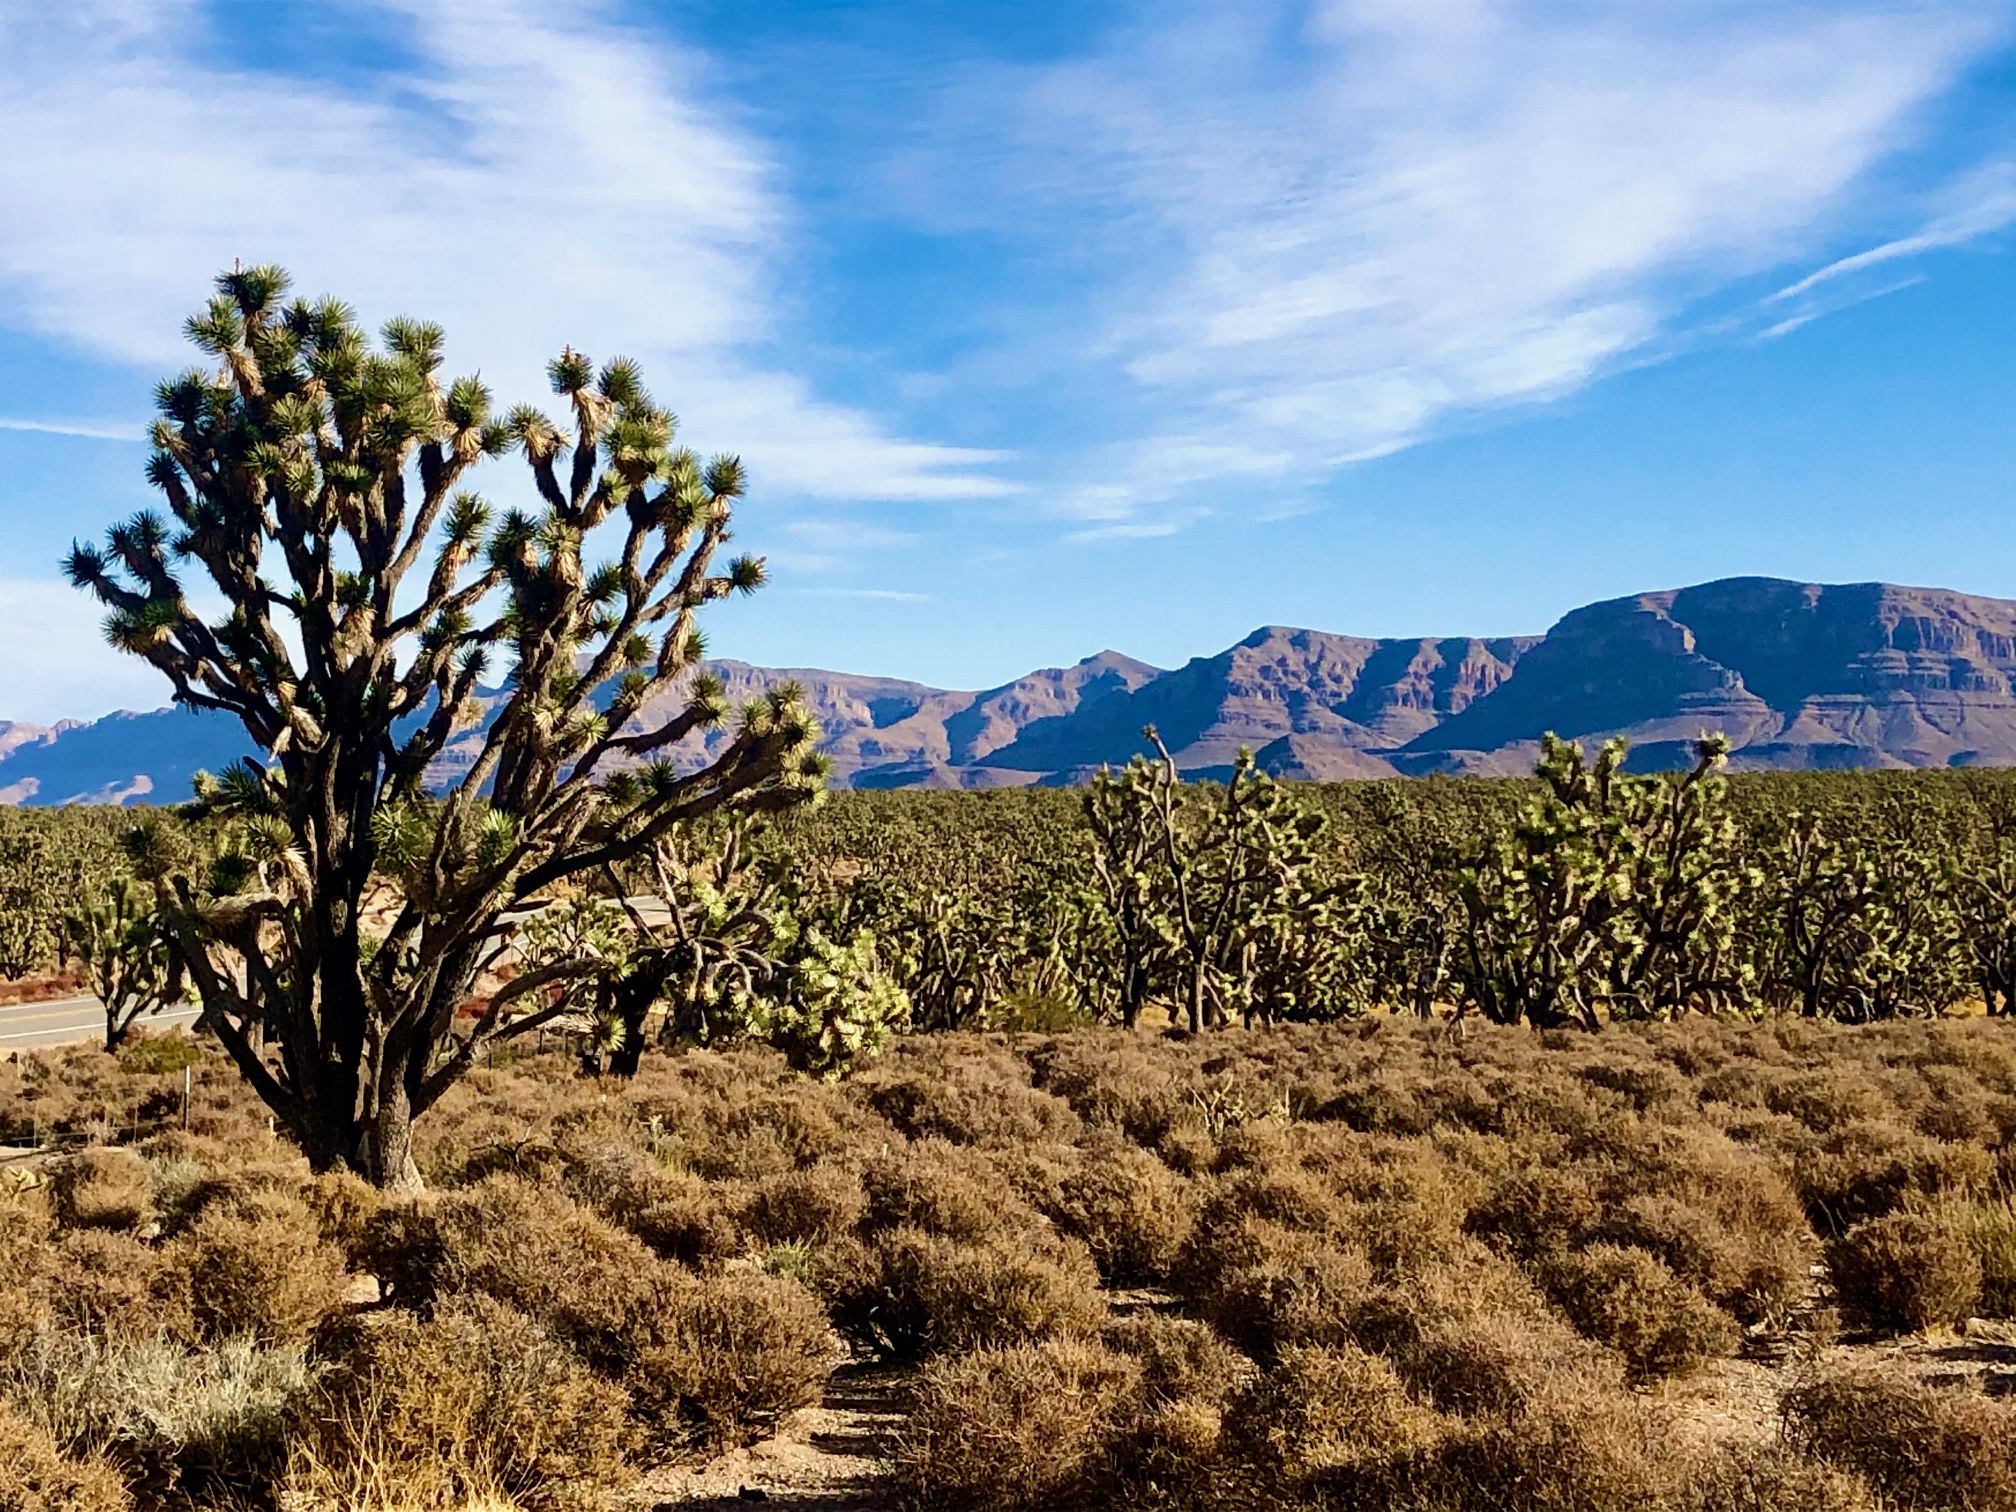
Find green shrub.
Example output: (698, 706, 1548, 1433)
(1, 1328, 310, 1507)
(113, 1034, 202, 1078)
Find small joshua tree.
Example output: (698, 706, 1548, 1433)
(1088, 728, 1324, 1033)
(67, 266, 824, 1187)
(62, 877, 187, 1052)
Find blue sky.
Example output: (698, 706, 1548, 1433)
(0, 0, 2012, 721)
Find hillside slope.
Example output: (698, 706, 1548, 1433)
(11, 576, 2016, 803)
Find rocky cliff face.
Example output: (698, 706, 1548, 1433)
(13, 577, 2016, 804)
(1403, 579, 2016, 773)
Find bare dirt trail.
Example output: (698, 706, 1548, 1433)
(634, 1361, 908, 1511)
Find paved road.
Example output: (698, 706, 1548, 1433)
(0, 995, 205, 1051)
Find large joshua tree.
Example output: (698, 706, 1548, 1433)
(66, 266, 825, 1188)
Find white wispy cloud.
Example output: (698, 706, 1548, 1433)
(762, 517, 923, 576)
(1770, 159, 2016, 301)
(793, 587, 932, 602)
(918, 0, 2007, 526)
(0, 581, 177, 723)
(0, 417, 144, 441)
(0, 0, 1010, 504)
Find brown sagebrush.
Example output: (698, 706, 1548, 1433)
(41, 1229, 193, 1345)
(857, 1038, 1083, 1147)
(1425, 1390, 1685, 1512)
(301, 1169, 382, 1262)
(1827, 1209, 1982, 1335)
(559, 1141, 744, 1267)
(48, 1149, 152, 1233)
(296, 1295, 629, 1511)
(1203, 1229, 1378, 1364)
(900, 1338, 1139, 1511)
(624, 1269, 832, 1454)
(833, 1226, 1106, 1358)
(1684, 1443, 1878, 1512)
(1540, 1243, 1738, 1381)
(1783, 1366, 2016, 1511)
(860, 1140, 1041, 1243)
(0, 1400, 131, 1512)
(1044, 1137, 1198, 1284)
(355, 1175, 673, 1373)
(1952, 1192, 2016, 1318)
(166, 1190, 350, 1345)
(1222, 1343, 1436, 1494)
(1793, 1124, 1996, 1236)
(742, 1163, 866, 1247)
(1100, 1313, 1250, 1489)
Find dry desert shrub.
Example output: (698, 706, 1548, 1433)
(1, 1326, 310, 1507)
(1201, 1228, 1378, 1364)
(1792, 1123, 1996, 1236)
(623, 1269, 832, 1453)
(857, 1037, 1083, 1147)
(356, 1174, 672, 1373)
(1043, 1136, 1198, 1284)
(558, 1139, 745, 1267)
(0, 1203, 55, 1357)
(1683, 1444, 1879, 1512)
(296, 1294, 629, 1511)
(47, 1149, 152, 1233)
(1949, 1191, 2016, 1318)
(165, 1189, 350, 1345)
(859, 1139, 1039, 1243)
(1539, 1242, 1738, 1381)
(1782, 1366, 2016, 1511)
(621, 1046, 889, 1180)
(1826, 1208, 1982, 1335)
(1391, 1303, 1619, 1419)
(1422, 1389, 1684, 1512)
(900, 1337, 1140, 1511)
(0, 1401, 130, 1512)
(1099, 1313, 1249, 1487)
(1026, 1033, 1192, 1146)
(40, 1228, 193, 1345)
(1223, 1342, 1436, 1493)
(300, 1167, 382, 1261)
(741, 1161, 866, 1247)
(830, 1225, 1106, 1357)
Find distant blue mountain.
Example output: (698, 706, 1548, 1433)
(0, 707, 253, 806)
(13, 577, 2016, 803)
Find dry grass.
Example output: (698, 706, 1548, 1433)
(2, 1013, 2014, 1509)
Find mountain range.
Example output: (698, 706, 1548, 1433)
(9, 575, 2016, 805)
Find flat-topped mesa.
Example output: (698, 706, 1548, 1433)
(15, 576, 2016, 802)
